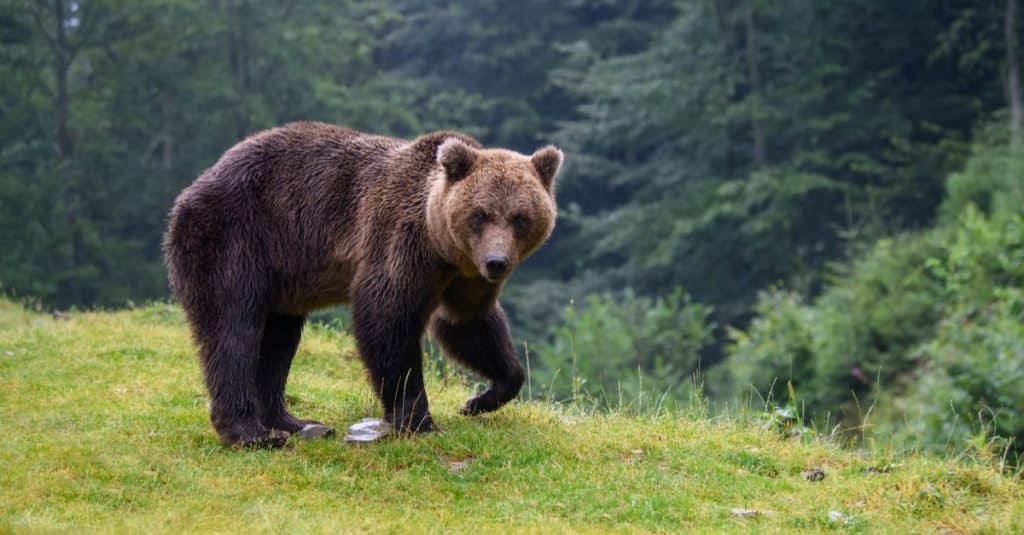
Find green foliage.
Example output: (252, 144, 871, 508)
(533, 288, 714, 409)
(723, 290, 817, 405)
(517, 0, 999, 330)
(0, 0, 418, 308)
(725, 132, 1024, 457)
(893, 209, 1024, 463)
(942, 126, 1024, 220)
(724, 232, 945, 427)
(898, 288, 1024, 465)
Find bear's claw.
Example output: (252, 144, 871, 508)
(461, 392, 504, 415)
(236, 429, 290, 449)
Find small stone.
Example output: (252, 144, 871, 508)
(803, 467, 826, 481)
(296, 423, 335, 440)
(828, 511, 855, 525)
(344, 418, 391, 444)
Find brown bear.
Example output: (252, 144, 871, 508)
(163, 121, 561, 447)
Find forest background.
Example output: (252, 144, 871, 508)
(2, 0, 1022, 461)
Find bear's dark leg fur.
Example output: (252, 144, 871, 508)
(431, 305, 526, 415)
(352, 288, 436, 434)
(256, 314, 328, 434)
(199, 309, 289, 448)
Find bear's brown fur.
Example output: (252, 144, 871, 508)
(163, 121, 561, 447)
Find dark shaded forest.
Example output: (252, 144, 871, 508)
(2, 1, 1022, 459)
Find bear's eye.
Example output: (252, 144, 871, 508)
(468, 209, 489, 230)
(511, 213, 531, 234)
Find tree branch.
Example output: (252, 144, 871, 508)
(29, 0, 57, 51)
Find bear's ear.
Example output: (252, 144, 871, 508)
(531, 145, 563, 190)
(437, 138, 477, 182)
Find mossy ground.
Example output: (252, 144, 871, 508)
(1, 301, 1021, 533)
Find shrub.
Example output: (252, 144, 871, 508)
(891, 210, 1024, 462)
(942, 124, 1024, 221)
(532, 288, 715, 409)
(723, 233, 945, 430)
(723, 289, 817, 405)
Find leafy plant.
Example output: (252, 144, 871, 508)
(892, 210, 1024, 464)
(532, 288, 714, 410)
(723, 232, 944, 432)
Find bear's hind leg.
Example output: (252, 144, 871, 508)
(430, 304, 525, 415)
(256, 314, 334, 439)
(200, 312, 288, 448)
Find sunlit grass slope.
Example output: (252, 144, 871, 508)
(1, 300, 1021, 533)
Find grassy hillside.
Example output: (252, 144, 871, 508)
(1, 300, 1021, 534)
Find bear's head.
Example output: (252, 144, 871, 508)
(428, 138, 562, 283)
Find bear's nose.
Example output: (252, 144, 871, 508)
(485, 255, 510, 279)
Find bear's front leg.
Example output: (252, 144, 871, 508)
(352, 288, 436, 434)
(430, 304, 525, 415)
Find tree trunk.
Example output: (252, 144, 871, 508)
(226, 0, 252, 139)
(162, 97, 175, 198)
(745, 8, 766, 167)
(51, 0, 87, 304)
(1008, 0, 1023, 143)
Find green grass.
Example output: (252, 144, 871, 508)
(0, 299, 45, 331)
(1, 300, 1021, 534)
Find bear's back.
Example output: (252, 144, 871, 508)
(165, 122, 428, 313)
(214, 122, 400, 193)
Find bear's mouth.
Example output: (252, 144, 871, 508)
(480, 270, 510, 284)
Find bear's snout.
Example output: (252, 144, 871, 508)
(484, 255, 510, 280)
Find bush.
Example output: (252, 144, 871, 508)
(890, 210, 1024, 462)
(722, 289, 817, 405)
(942, 125, 1024, 221)
(532, 288, 715, 409)
(723, 232, 945, 430)
(724, 201, 1024, 460)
